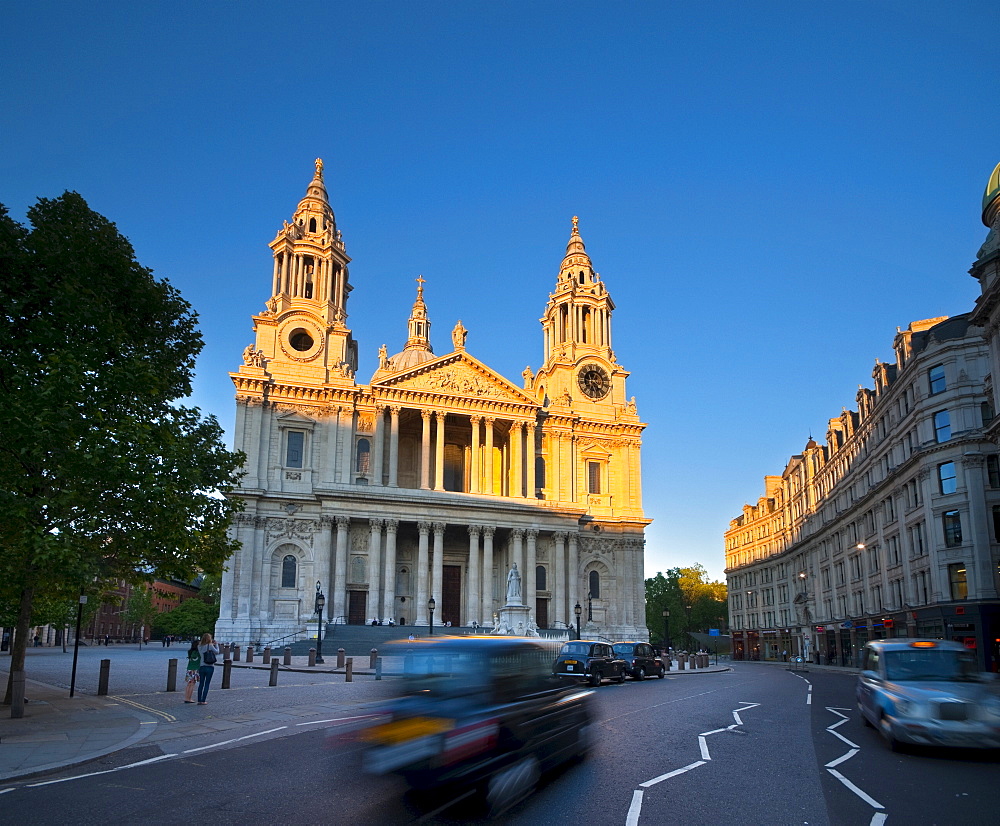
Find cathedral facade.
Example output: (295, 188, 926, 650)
(216, 161, 650, 644)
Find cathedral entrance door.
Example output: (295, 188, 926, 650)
(535, 598, 548, 630)
(442, 565, 462, 627)
(348, 591, 367, 625)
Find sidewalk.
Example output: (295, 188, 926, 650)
(0, 652, 731, 783)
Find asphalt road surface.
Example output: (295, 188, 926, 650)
(4, 662, 998, 825)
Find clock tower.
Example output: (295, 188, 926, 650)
(534, 217, 626, 416)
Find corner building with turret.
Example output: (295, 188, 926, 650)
(216, 161, 651, 644)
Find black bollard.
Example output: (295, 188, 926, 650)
(98, 658, 111, 695)
(167, 658, 178, 692)
(245, 646, 254, 663)
(262, 646, 271, 665)
(337, 648, 345, 668)
(308, 648, 316, 667)
(370, 648, 378, 669)
(284, 647, 291, 666)
(222, 658, 233, 689)
(346, 657, 353, 682)
(376, 657, 382, 681)
(269, 658, 279, 687)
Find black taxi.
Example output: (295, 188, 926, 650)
(355, 636, 592, 816)
(612, 641, 666, 680)
(553, 640, 626, 686)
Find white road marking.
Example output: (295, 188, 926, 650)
(828, 768, 885, 809)
(870, 812, 888, 826)
(825, 748, 859, 769)
(639, 760, 707, 788)
(295, 714, 380, 726)
(625, 790, 643, 826)
(697, 736, 711, 760)
(27, 754, 177, 787)
(0, 788, 14, 795)
(182, 726, 287, 753)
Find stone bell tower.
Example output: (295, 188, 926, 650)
(243, 158, 358, 386)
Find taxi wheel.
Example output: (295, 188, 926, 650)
(589, 671, 602, 687)
(879, 713, 905, 752)
(486, 755, 540, 816)
(635, 667, 646, 681)
(657, 666, 665, 678)
(615, 670, 626, 684)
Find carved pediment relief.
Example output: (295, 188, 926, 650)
(578, 439, 612, 459)
(373, 354, 534, 404)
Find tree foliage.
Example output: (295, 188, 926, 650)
(154, 595, 220, 640)
(645, 564, 728, 649)
(0, 192, 244, 703)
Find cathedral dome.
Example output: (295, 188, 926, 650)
(984, 161, 1000, 227)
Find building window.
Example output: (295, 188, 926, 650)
(982, 401, 995, 427)
(934, 410, 951, 443)
(988, 455, 1000, 488)
(286, 431, 305, 468)
(587, 461, 601, 494)
(942, 510, 962, 547)
(281, 555, 297, 588)
(948, 563, 968, 600)
(938, 462, 957, 495)
(589, 570, 600, 599)
(928, 364, 946, 395)
(536, 565, 546, 591)
(356, 438, 371, 474)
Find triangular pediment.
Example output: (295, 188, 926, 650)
(372, 352, 535, 404)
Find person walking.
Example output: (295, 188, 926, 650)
(196, 632, 220, 705)
(183, 641, 201, 703)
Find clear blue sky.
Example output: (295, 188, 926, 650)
(4, 2, 998, 583)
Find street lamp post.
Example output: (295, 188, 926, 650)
(685, 604, 693, 650)
(69, 591, 87, 698)
(662, 608, 670, 653)
(314, 581, 326, 664)
(587, 592, 593, 623)
(574, 603, 582, 640)
(428, 597, 436, 635)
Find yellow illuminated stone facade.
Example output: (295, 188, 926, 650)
(217, 162, 650, 644)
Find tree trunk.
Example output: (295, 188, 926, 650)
(3, 585, 34, 707)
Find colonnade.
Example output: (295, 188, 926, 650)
(370, 405, 538, 496)
(272, 250, 345, 305)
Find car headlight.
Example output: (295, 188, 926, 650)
(893, 697, 917, 717)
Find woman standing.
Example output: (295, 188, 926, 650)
(196, 632, 220, 705)
(183, 641, 201, 703)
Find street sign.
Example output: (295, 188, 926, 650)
(709, 628, 720, 636)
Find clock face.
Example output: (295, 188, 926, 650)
(578, 363, 611, 400)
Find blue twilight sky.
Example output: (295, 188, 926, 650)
(4, 2, 998, 583)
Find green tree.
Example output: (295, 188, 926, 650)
(0, 193, 244, 708)
(155, 596, 220, 640)
(122, 585, 161, 647)
(645, 564, 728, 649)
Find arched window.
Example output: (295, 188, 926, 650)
(356, 438, 371, 473)
(536, 565, 546, 591)
(309, 217, 317, 233)
(281, 555, 297, 588)
(589, 570, 600, 599)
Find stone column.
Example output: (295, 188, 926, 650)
(416, 522, 430, 624)
(553, 531, 567, 628)
(510, 422, 523, 498)
(339, 408, 354, 483)
(961, 453, 991, 599)
(484, 418, 495, 494)
(333, 516, 349, 623)
(420, 410, 432, 490)
(469, 415, 482, 494)
(511, 529, 525, 604)
(481, 526, 495, 624)
(372, 405, 386, 486)
(382, 519, 398, 621)
(526, 529, 538, 617)
(467, 525, 481, 625)
(526, 422, 536, 498)
(368, 519, 383, 622)
(434, 412, 446, 491)
(431, 522, 445, 611)
(568, 532, 579, 624)
(249, 517, 267, 620)
(317, 515, 334, 602)
(388, 406, 401, 487)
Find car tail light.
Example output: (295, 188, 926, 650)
(440, 718, 499, 765)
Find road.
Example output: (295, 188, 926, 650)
(3, 662, 997, 825)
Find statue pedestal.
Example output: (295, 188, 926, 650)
(494, 603, 538, 637)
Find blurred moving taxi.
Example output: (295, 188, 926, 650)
(856, 639, 1000, 750)
(358, 636, 592, 816)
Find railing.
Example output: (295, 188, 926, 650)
(328, 615, 349, 625)
(261, 629, 308, 649)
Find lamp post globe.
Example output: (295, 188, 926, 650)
(314, 581, 326, 664)
(574, 602, 582, 640)
(428, 597, 436, 636)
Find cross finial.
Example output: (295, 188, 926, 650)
(315, 158, 324, 179)
(572, 215, 579, 233)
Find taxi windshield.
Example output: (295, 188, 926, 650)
(883, 649, 979, 682)
(613, 644, 635, 655)
(561, 642, 592, 656)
